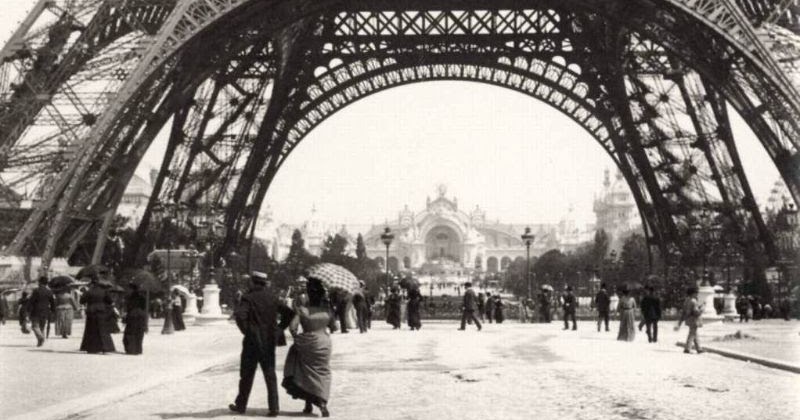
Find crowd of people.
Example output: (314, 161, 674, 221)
(2, 263, 796, 418)
(9, 273, 193, 356)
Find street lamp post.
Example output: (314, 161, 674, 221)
(380, 227, 394, 290)
(521, 227, 535, 299)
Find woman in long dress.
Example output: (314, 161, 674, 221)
(79, 277, 116, 354)
(385, 288, 402, 329)
(54, 289, 78, 338)
(123, 283, 148, 355)
(171, 291, 186, 331)
(283, 278, 332, 417)
(406, 288, 422, 330)
(617, 288, 637, 342)
(493, 295, 505, 324)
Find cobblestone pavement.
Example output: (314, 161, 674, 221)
(5, 319, 793, 420)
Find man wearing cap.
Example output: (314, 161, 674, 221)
(561, 285, 577, 330)
(27, 276, 56, 347)
(595, 283, 610, 332)
(458, 282, 482, 331)
(229, 271, 294, 417)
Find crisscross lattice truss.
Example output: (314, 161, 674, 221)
(0, 0, 799, 269)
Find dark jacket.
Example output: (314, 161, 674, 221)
(234, 285, 293, 351)
(640, 295, 662, 321)
(27, 285, 56, 320)
(595, 289, 610, 312)
(80, 285, 113, 315)
(462, 288, 478, 311)
(562, 292, 577, 314)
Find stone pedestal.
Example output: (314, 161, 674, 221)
(200, 283, 222, 316)
(697, 285, 722, 320)
(722, 293, 737, 316)
(184, 294, 199, 317)
(195, 282, 228, 325)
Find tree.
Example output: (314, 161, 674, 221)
(618, 234, 649, 286)
(321, 234, 350, 262)
(275, 229, 319, 291)
(533, 249, 567, 290)
(355, 233, 367, 260)
(591, 229, 609, 267)
(503, 258, 530, 298)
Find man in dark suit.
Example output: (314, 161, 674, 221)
(561, 286, 577, 330)
(640, 286, 662, 343)
(458, 282, 482, 331)
(229, 272, 293, 417)
(27, 276, 55, 347)
(595, 283, 611, 332)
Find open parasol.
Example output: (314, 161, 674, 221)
(305, 263, 361, 294)
(120, 269, 161, 293)
(540, 284, 554, 291)
(49, 275, 75, 290)
(399, 276, 420, 290)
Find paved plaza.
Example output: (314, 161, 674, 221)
(1, 318, 799, 420)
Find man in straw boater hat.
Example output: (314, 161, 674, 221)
(229, 271, 294, 416)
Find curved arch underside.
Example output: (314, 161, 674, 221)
(2, 0, 799, 270)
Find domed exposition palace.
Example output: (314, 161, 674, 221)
(257, 173, 641, 275)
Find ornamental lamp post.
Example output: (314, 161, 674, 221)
(380, 227, 394, 289)
(521, 227, 535, 299)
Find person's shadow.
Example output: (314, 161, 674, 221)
(156, 408, 315, 418)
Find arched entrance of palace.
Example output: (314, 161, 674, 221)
(425, 225, 463, 264)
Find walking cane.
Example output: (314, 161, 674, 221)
(46, 317, 51, 339)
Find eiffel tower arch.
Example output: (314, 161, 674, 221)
(1, 0, 799, 270)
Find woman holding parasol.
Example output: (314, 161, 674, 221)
(282, 263, 357, 417)
(78, 266, 116, 354)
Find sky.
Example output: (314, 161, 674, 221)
(0, 1, 785, 227)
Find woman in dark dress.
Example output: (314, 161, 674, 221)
(406, 288, 422, 330)
(385, 287, 402, 329)
(171, 291, 186, 331)
(283, 278, 332, 417)
(123, 283, 148, 355)
(80, 277, 115, 354)
(493, 295, 505, 324)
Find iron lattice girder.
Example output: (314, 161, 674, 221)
(0, 0, 176, 155)
(2, 0, 800, 268)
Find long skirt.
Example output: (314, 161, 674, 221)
(123, 309, 147, 355)
(55, 306, 74, 337)
(386, 304, 401, 328)
(345, 302, 357, 330)
(108, 312, 121, 334)
(173, 306, 186, 331)
(494, 307, 505, 324)
(407, 302, 421, 329)
(80, 311, 115, 353)
(282, 332, 332, 404)
(617, 309, 636, 341)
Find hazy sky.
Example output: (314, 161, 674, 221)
(1, 1, 784, 227)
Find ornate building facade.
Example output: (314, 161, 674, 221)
(259, 184, 598, 274)
(593, 169, 641, 252)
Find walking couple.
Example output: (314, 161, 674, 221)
(229, 271, 333, 417)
